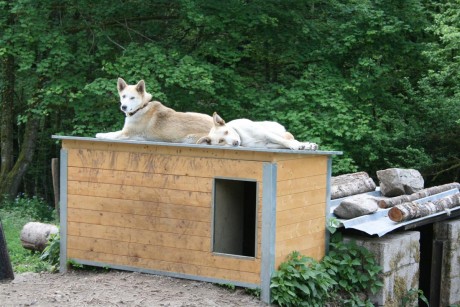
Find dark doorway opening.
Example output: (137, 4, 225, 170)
(213, 178, 257, 257)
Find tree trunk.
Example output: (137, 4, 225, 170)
(330, 172, 377, 199)
(0, 221, 14, 281)
(378, 182, 460, 208)
(0, 117, 40, 198)
(388, 193, 460, 222)
(0, 4, 43, 200)
(0, 3, 16, 188)
(0, 53, 15, 181)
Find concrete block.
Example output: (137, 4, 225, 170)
(344, 231, 420, 273)
(435, 218, 460, 306)
(434, 219, 460, 250)
(440, 276, 460, 306)
(369, 271, 392, 306)
(443, 249, 460, 278)
(344, 232, 420, 307)
(369, 263, 419, 307)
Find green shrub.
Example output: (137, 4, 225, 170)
(271, 251, 336, 306)
(323, 240, 383, 296)
(0, 195, 57, 273)
(401, 288, 429, 307)
(271, 240, 384, 306)
(1, 194, 55, 222)
(40, 232, 60, 272)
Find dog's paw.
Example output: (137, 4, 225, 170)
(287, 140, 305, 150)
(302, 142, 318, 151)
(96, 132, 116, 139)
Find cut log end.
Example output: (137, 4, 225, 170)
(378, 199, 389, 209)
(388, 207, 404, 222)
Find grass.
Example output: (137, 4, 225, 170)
(0, 195, 57, 273)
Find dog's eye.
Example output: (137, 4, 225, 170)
(219, 139, 225, 143)
(130, 97, 135, 100)
(122, 95, 126, 98)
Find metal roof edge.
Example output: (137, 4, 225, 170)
(51, 135, 343, 156)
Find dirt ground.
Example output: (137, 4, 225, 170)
(0, 270, 268, 306)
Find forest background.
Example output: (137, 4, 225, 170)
(0, 0, 459, 204)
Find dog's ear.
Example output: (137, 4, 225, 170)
(213, 112, 226, 126)
(135, 80, 145, 94)
(117, 78, 128, 93)
(197, 136, 211, 145)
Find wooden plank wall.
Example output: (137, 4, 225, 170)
(64, 142, 266, 285)
(275, 156, 328, 268)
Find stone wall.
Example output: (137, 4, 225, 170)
(433, 218, 460, 306)
(344, 231, 420, 306)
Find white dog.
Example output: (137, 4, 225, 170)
(95, 78, 213, 143)
(197, 112, 318, 150)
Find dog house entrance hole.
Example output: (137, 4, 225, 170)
(213, 178, 257, 257)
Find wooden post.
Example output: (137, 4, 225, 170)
(51, 158, 60, 220)
(0, 221, 14, 281)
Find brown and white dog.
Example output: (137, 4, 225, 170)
(197, 112, 318, 150)
(95, 78, 213, 143)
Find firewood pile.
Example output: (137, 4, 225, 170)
(332, 168, 460, 222)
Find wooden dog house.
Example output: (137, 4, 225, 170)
(53, 136, 341, 303)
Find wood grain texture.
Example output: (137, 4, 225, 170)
(67, 195, 211, 222)
(276, 217, 325, 242)
(68, 167, 212, 192)
(68, 181, 210, 207)
(277, 188, 326, 212)
(275, 202, 325, 227)
(67, 222, 211, 251)
(275, 233, 325, 259)
(277, 174, 327, 196)
(67, 148, 264, 179)
(67, 208, 210, 237)
(276, 156, 327, 181)
(62, 139, 312, 162)
(274, 157, 327, 267)
(67, 236, 260, 273)
(68, 248, 261, 284)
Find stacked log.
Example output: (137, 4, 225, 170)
(388, 193, 460, 222)
(331, 172, 376, 200)
(378, 182, 460, 208)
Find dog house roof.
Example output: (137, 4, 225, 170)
(52, 136, 343, 156)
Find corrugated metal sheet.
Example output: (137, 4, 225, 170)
(329, 188, 460, 237)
